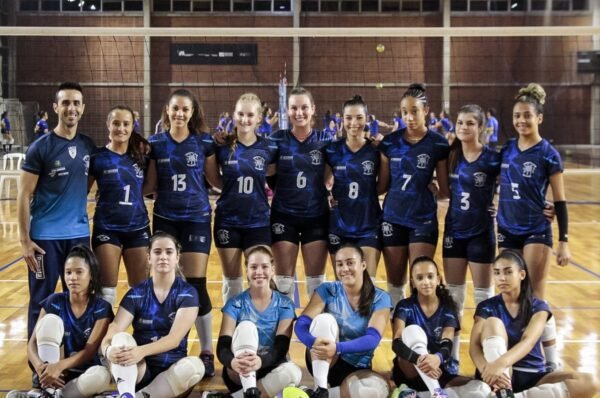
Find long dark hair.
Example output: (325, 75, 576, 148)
(162, 89, 209, 134)
(409, 256, 459, 316)
(334, 243, 375, 317)
(447, 104, 486, 173)
(65, 245, 102, 297)
(494, 250, 533, 322)
(245, 245, 278, 291)
(107, 105, 149, 169)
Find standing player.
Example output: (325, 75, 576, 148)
(497, 83, 570, 370)
(100, 232, 205, 397)
(205, 246, 301, 398)
(378, 83, 450, 305)
(485, 108, 499, 148)
(17, 81, 96, 339)
(214, 93, 277, 303)
(269, 87, 333, 302)
(295, 244, 392, 398)
(1, 110, 14, 152)
(34, 110, 49, 141)
(88, 105, 151, 307)
(325, 95, 384, 276)
(145, 88, 220, 377)
(443, 104, 499, 362)
(470, 250, 597, 398)
(7, 246, 113, 398)
(393, 111, 407, 132)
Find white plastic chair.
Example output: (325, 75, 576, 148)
(0, 153, 25, 199)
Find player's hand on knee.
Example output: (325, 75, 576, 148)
(311, 339, 336, 360)
(416, 353, 441, 374)
(39, 363, 65, 389)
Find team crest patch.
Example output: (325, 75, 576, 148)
(473, 172, 487, 188)
(272, 223, 285, 235)
(217, 229, 230, 245)
(185, 152, 199, 167)
(253, 156, 266, 171)
(362, 160, 375, 175)
(444, 236, 454, 249)
(416, 153, 430, 169)
(96, 235, 110, 242)
(68, 146, 77, 159)
(309, 150, 322, 165)
(381, 222, 393, 237)
(328, 234, 341, 245)
(522, 161, 536, 178)
(133, 163, 144, 178)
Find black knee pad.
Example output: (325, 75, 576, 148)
(188, 277, 212, 316)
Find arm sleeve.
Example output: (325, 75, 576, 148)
(294, 315, 316, 349)
(392, 337, 420, 364)
(336, 327, 382, 354)
(216, 335, 235, 369)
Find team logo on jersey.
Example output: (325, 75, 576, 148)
(522, 161, 537, 178)
(68, 146, 77, 159)
(54, 160, 61, 168)
(362, 160, 375, 175)
(272, 223, 285, 235)
(217, 229, 230, 245)
(328, 234, 341, 245)
(473, 172, 487, 188)
(133, 163, 144, 178)
(381, 222, 393, 237)
(253, 156, 266, 171)
(185, 152, 199, 167)
(309, 150, 322, 165)
(83, 327, 92, 339)
(416, 154, 430, 169)
(444, 236, 454, 249)
(434, 326, 443, 339)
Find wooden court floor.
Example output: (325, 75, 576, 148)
(0, 167, 598, 396)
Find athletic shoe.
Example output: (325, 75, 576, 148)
(200, 351, 216, 378)
(6, 391, 30, 398)
(390, 384, 419, 398)
(201, 392, 232, 398)
(431, 388, 449, 398)
(119, 394, 134, 398)
(489, 389, 515, 398)
(302, 387, 328, 398)
(243, 387, 262, 398)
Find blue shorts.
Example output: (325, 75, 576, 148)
(327, 230, 382, 254)
(443, 228, 496, 263)
(381, 220, 438, 247)
(512, 369, 551, 393)
(270, 209, 328, 245)
(153, 214, 211, 254)
(497, 225, 553, 250)
(213, 219, 271, 250)
(92, 225, 150, 250)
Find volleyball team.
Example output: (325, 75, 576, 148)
(12, 81, 598, 398)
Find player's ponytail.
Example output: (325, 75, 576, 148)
(66, 245, 102, 297)
(448, 104, 487, 173)
(494, 250, 533, 322)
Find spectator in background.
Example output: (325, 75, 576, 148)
(1, 111, 14, 152)
(34, 110, 49, 141)
(485, 108, 499, 148)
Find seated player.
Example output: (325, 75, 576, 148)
(295, 243, 392, 398)
(100, 232, 205, 398)
(8, 246, 113, 398)
(470, 250, 598, 398)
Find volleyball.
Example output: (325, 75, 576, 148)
(376, 43, 385, 53)
(276, 387, 310, 398)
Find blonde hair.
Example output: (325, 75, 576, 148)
(227, 92, 263, 161)
(514, 83, 546, 114)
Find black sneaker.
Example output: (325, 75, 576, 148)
(201, 392, 232, 398)
(243, 387, 261, 398)
(492, 389, 515, 398)
(200, 351, 215, 378)
(304, 387, 328, 398)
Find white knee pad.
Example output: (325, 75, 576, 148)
(401, 324, 428, 352)
(36, 314, 64, 348)
(446, 380, 492, 398)
(346, 374, 389, 398)
(222, 277, 244, 303)
(306, 275, 325, 298)
(164, 356, 205, 395)
(482, 335, 507, 363)
(101, 287, 117, 307)
(522, 382, 568, 398)
(473, 287, 494, 306)
(75, 365, 111, 396)
(310, 313, 339, 341)
(447, 284, 467, 315)
(232, 320, 259, 357)
(260, 361, 303, 397)
(111, 332, 137, 348)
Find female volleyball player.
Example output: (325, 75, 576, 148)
(101, 232, 205, 397)
(89, 105, 151, 307)
(145, 89, 221, 376)
(8, 246, 113, 398)
(470, 250, 597, 398)
(295, 244, 392, 398)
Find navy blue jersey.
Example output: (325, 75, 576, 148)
(369, 120, 379, 134)
(475, 295, 550, 372)
(269, 129, 332, 217)
(1, 116, 10, 132)
(36, 119, 49, 136)
(445, 147, 500, 238)
(215, 137, 277, 228)
(222, 290, 295, 356)
(90, 147, 149, 231)
(393, 295, 460, 374)
(149, 131, 215, 223)
(497, 139, 563, 235)
(22, 132, 96, 240)
(316, 281, 392, 368)
(41, 292, 113, 371)
(486, 117, 499, 143)
(257, 120, 273, 137)
(379, 130, 449, 228)
(325, 140, 381, 238)
(394, 117, 406, 130)
(120, 277, 199, 370)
